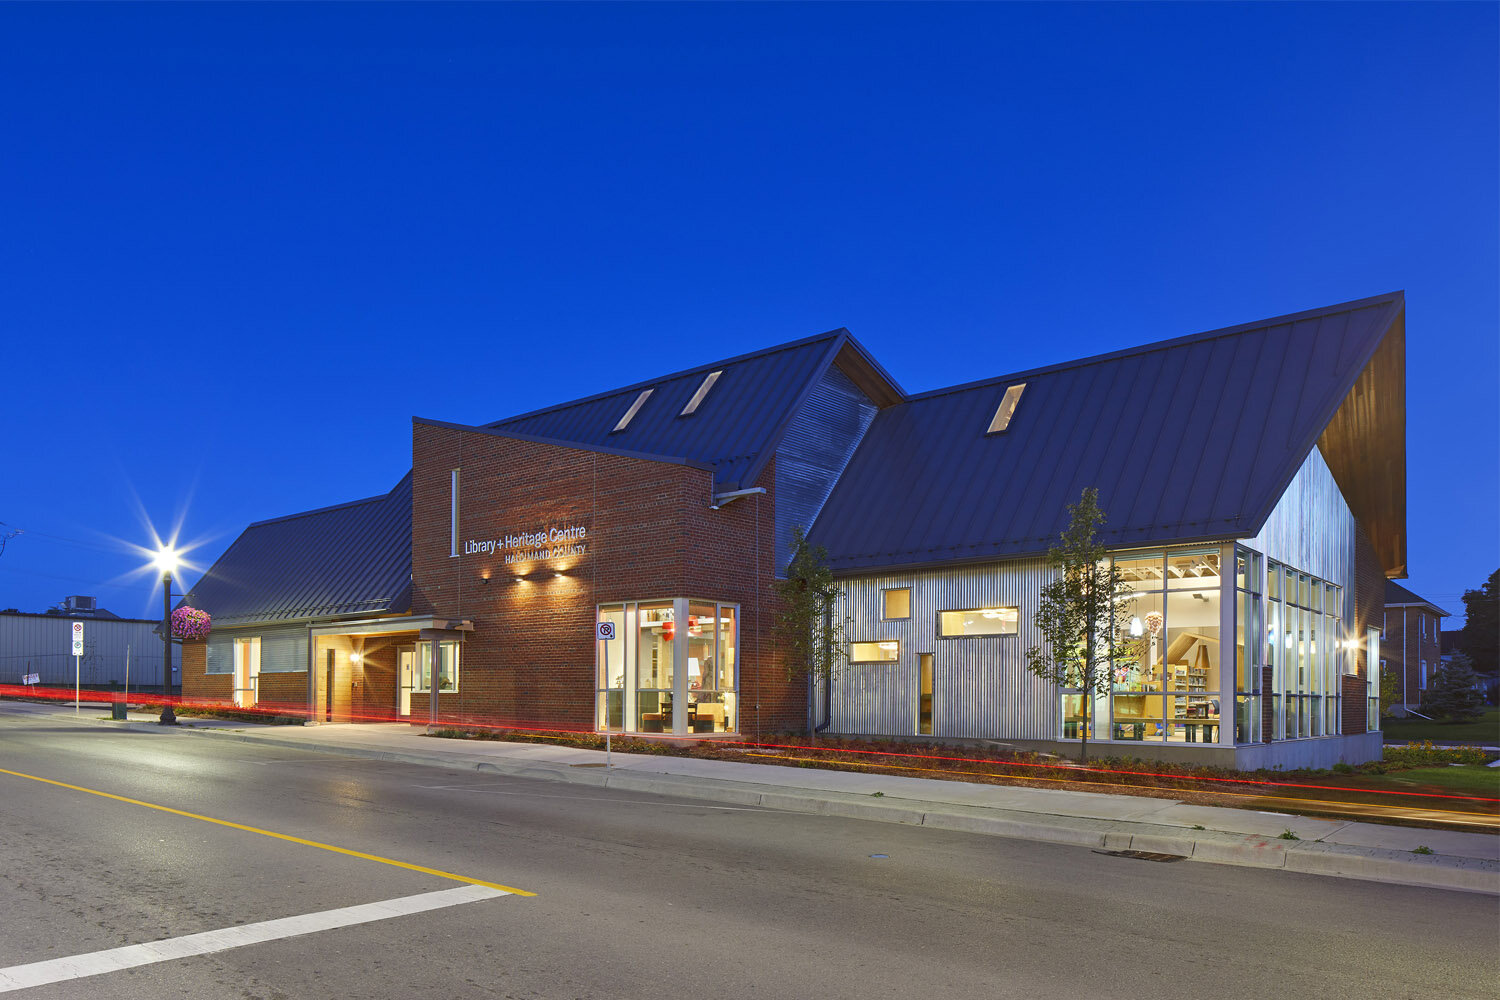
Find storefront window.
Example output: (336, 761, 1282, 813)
(596, 599, 739, 736)
(1059, 546, 1226, 746)
(636, 602, 674, 732)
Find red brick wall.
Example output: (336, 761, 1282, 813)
(180, 642, 226, 703)
(1341, 673, 1368, 735)
(411, 421, 795, 736)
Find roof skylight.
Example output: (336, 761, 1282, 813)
(986, 383, 1027, 434)
(612, 389, 653, 433)
(679, 370, 722, 416)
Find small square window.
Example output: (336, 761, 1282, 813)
(882, 588, 911, 620)
(850, 641, 900, 663)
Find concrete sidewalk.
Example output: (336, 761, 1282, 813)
(19, 701, 1500, 895)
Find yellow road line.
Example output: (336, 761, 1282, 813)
(0, 766, 535, 896)
(745, 753, 1499, 829)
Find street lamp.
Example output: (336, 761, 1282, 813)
(154, 546, 180, 725)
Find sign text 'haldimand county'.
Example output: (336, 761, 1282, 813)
(463, 525, 587, 564)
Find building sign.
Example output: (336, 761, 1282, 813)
(463, 524, 587, 564)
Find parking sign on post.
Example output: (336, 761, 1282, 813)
(71, 621, 84, 656)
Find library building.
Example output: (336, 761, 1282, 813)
(181, 292, 1407, 768)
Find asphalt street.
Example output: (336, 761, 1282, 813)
(0, 712, 1494, 1000)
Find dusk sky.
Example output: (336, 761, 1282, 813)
(1, 3, 1494, 627)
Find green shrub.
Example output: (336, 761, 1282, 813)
(1383, 741, 1488, 767)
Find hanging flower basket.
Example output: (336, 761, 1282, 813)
(171, 607, 212, 640)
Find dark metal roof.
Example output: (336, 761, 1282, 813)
(809, 293, 1406, 574)
(486, 331, 902, 490)
(1385, 580, 1452, 616)
(183, 474, 413, 626)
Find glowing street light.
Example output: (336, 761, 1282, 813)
(156, 545, 180, 725)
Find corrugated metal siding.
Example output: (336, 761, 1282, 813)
(829, 558, 1058, 738)
(489, 335, 843, 489)
(810, 294, 1403, 573)
(1246, 445, 1357, 602)
(185, 474, 412, 626)
(0, 614, 179, 686)
(774, 364, 879, 573)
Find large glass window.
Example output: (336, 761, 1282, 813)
(938, 607, 1018, 637)
(1061, 547, 1225, 745)
(636, 602, 675, 732)
(882, 588, 911, 620)
(1263, 559, 1343, 740)
(596, 599, 738, 736)
(1234, 547, 1262, 744)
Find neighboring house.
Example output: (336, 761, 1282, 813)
(0, 596, 180, 690)
(1381, 581, 1451, 715)
(181, 291, 1409, 769)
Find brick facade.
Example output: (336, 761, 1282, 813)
(1381, 602, 1444, 711)
(410, 420, 797, 737)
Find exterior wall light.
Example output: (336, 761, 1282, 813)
(349, 653, 361, 664)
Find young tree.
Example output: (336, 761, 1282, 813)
(774, 525, 848, 740)
(1024, 488, 1136, 762)
(1424, 652, 1485, 723)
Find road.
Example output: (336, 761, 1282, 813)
(0, 710, 1494, 1000)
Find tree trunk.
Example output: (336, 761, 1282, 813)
(806, 670, 816, 744)
(1080, 625, 1093, 763)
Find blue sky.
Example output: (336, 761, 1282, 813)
(1, 3, 1495, 625)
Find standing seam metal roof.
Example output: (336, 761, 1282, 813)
(808, 293, 1405, 573)
(183, 474, 412, 625)
(485, 331, 890, 490)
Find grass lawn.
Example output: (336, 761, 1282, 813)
(1381, 708, 1500, 743)
(1352, 765, 1500, 800)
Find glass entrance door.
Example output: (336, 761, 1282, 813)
(397, 646, 414, 717)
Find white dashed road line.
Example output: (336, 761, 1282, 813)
(0, 885, 512, 993)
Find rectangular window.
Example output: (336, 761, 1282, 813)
(449, 469, 460, 558)
(917, 653, 934, 735)
(413, 641, 459, 693)
(986, 383, 1027, 434)
(1419, 660, 1428, 690)
(679, 370, 722, 416)
(612, 389, 653, 432)
(882, 587, 911, 620)
(938, 607, 1019, 637)
(850, 641, 899, 662)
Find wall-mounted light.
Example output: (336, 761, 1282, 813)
(349, 653, 361, 664)
(480, 576, 490, 586)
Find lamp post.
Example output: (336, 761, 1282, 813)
(155, 547, 179, 725)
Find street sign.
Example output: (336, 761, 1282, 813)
(71, 621, 84, 656)
(22, 673, 39, 685)
(595, 621, 615, 642)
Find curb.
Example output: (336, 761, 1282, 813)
(142, 721, 1500, 896)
